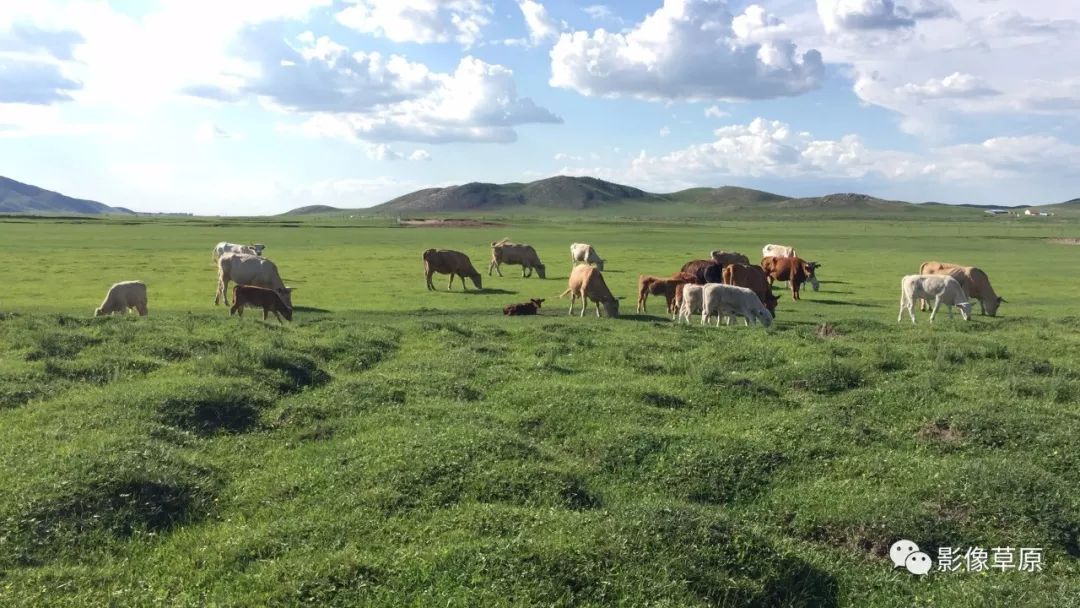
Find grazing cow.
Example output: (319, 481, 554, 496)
(212, 241, 265, 262)
(570, 243, 605, 271)
(676, 284, 704, 324)
(710, 250, 750, 266)
(760, 256, 820, 300)
(637, 272, 697, 314)
(490, 239, 546, 279)
(919, 261, 1005, 316)
(680, 259, 720, 284)
(95, 281, 147, 316)
(423, 249, 482, 291)
(723, 263, 780, 316)
(762, 243, 796, 259)
(215, 253, 293, 307)
(899, 274, 972, 323)
(503, 299, 544, 316)
(230, 285, 292, 323)
(701, 284, 773, 328)
(561, 265, 619, 318)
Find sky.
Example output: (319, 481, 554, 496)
(1, 0, 1078, 215)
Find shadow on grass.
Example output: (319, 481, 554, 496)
(293, 306, 332, 313)
(808, 298, 881, 308)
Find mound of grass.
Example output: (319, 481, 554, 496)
(155, 378, 274, 435)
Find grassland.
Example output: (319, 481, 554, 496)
(0, 214, 1078, 607)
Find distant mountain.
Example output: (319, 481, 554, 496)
(0, 176, 134, 215)
(281, 204, 342, 216)
(667, 186, 791, 206)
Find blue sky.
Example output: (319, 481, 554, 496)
(1, 0, 1078, 214)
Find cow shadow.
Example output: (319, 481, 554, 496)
(617, 314, 673, 323)
(292, 306, 331, 313)
(808, 298, 881, 308)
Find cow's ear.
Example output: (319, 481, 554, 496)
(998, 297, 1007, 303)
(283, 287, 295, 292)
(775, 294, 783, 300)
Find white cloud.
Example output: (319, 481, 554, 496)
(549, 0, 824, 102)
(659, 126, 671, 137)
(517, 0, 558, 45)
(336, 0, 492, 47)
(704, 105, 729, 118)
(897, 72, 999, 99)
(817, 0, 953, 33)
(554, 152, 583, 161)
(367, 143, 403, 160)
(582, 5, 618, 22)
(408, 149, 431, 161)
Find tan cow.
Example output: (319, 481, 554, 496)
(560, 265, 619, 317)
(919, 261, 1005, 316)
(215, 253, 293, 307)
(490, 239, 546, 278)
(95, 281, 147, 316)
(423, 249, 483, 291)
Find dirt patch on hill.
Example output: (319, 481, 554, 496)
(400, 218, 504, 228)
(1049, 238, 1080, 245)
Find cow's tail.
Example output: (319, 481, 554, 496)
(559, 287, 572, 299)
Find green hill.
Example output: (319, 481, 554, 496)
(0, 176, 134, 215)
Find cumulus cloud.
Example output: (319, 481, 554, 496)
(408, 149, 431, 161)
(897, 72, 999, 99)
(0, 22, 83, 59)
(817, 0, 953, 33)
(704, 105, 729, 118)
(659, 126, 671, 137)
(336, 0, 492, 47)
(518, 0, 558, 45)
(0, 60, 81, 104)
(549, 0, 824, 102)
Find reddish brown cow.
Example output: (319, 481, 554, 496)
(722, 263, 780, 316)
(760, 256, 820, 301)
(230, 284, 293, 323)
(504, 299, 544, 315)
(638, 272, 697, 314)
(680, 260, 718, 284)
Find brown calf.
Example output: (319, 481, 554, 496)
(230, 284, 293, 323)
(638, 271, 697, 314)
(504, 299, 544, 316)
(760, 256, 820, 301)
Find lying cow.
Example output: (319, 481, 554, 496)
(230, 284, 293, 323)
(504, 299, 544, 316)
(561, 265, 619, 317)
(710, 250, 750, 266)
(676, 284, 704, 325)
(762, 243, 796, 259)
(570, 243, 604, 271)
(899, 274, 971, 323)
(723, 263, 779, 317)
(95, 280, 147, 316)
(490, 239, 546, 279)
(637, 272, 697, 314)
(215, 253, 293, 307)
(212, 241, 265, 262)
(701, 283, 773, 328)
(423, 249, 482, 291)
(919, 261, 1005, 316)
(760, 256, 820, 300)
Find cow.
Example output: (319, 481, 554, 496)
(710, 250, 750, 266)
(676, 284, 704, 324)
(899, 274, 972, 323)
(560, 265, 619, 318)
(919, 261, 1005, 316)
(762, 243, 796, 259)
(95, 281, 147, 316)
(504, 299, 544, 316)
(760, 256, 820, 300)
(423, 249, 482, 291)
(701, 283, 773, 328)
(637, 272, 697, 314)
(570, 243, 604, 271)
(723, 263, 780, 317)
(680, 260, 721, 284)
(215, 253, 293, 307)
(212, 241, 265, 262)
(490, 239, 546, 279)
(230, 285, 292, 323)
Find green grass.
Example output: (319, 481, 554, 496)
(0, 215, 1078, 606)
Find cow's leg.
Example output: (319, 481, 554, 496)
(137, 303, 147, 317)
(425, 270, 435, 291)
(978, 299, 986, 315)
(262, 308, 269, 321)
(459, 274, 468, 291)
(231, 301, 240, 316)
(930, 296, 941, 322)
(272, 310, 284, 324)
(567, 293, 575, 315)
(447, 274, 455, 290)
(898, 296, 905, 323)
(908, 297, 917, 324)
(215, 277, 225, 305)
(919, 297, 928, 312)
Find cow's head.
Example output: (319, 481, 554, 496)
(94, 307, 106, 317)
(957, 300, 972, 321)
(763, 291, 780, 316)
(535, 263, 547, 279)
(595, 258, 604, 272)
(277, 286, 295, 308)
(985, 296, 1006, 317)
(252, 244, 266, 255)
(603, 297, 620, 318)
(756, 306, 774, 328)
(531, 298, 545, 308)
(469, 272, 483, 290)
(804, 261, 821, 291)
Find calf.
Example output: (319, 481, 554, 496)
(676, 284, 704, 324)
(230, 284, 293, 323)
(723, 263, 780, 316)
(701, 283, 774, 328)
(638, 272, 697, 314)
(504, 299, 544, 316)
(898, 274, 971, 323)
(95, 281, 148, 316)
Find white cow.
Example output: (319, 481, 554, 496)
(762, 243, 796, 259)
(676, 284, 703, 324)
(95, 281, 148, 316)
(215, 253, 293, 307)
(898, 274, 971, 323)
(212, 241, 266, 262)
(701, 283, 774, 327)
(570, 243, 604, 271)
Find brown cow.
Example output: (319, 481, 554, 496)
(710, 250, 750, 266)
(504, 299, 544, 315)
(423, 249, 483, 291)
(561, 265, 619, 317)
(680, 259, 721, 284)
(637, 272, 697, 314)
(490, 239, 546, 279)
(760, 256, 820, 301)
(919, 261, 1005, 316)
(723, 263, 780, 316)
(230, 285, 293, 323)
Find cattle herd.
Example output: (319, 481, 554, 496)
(90, 239, 1005, 327)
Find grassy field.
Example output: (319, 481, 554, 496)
(0, 215, 1078, 606)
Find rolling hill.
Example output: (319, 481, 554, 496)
(0, 176, 134, 215)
